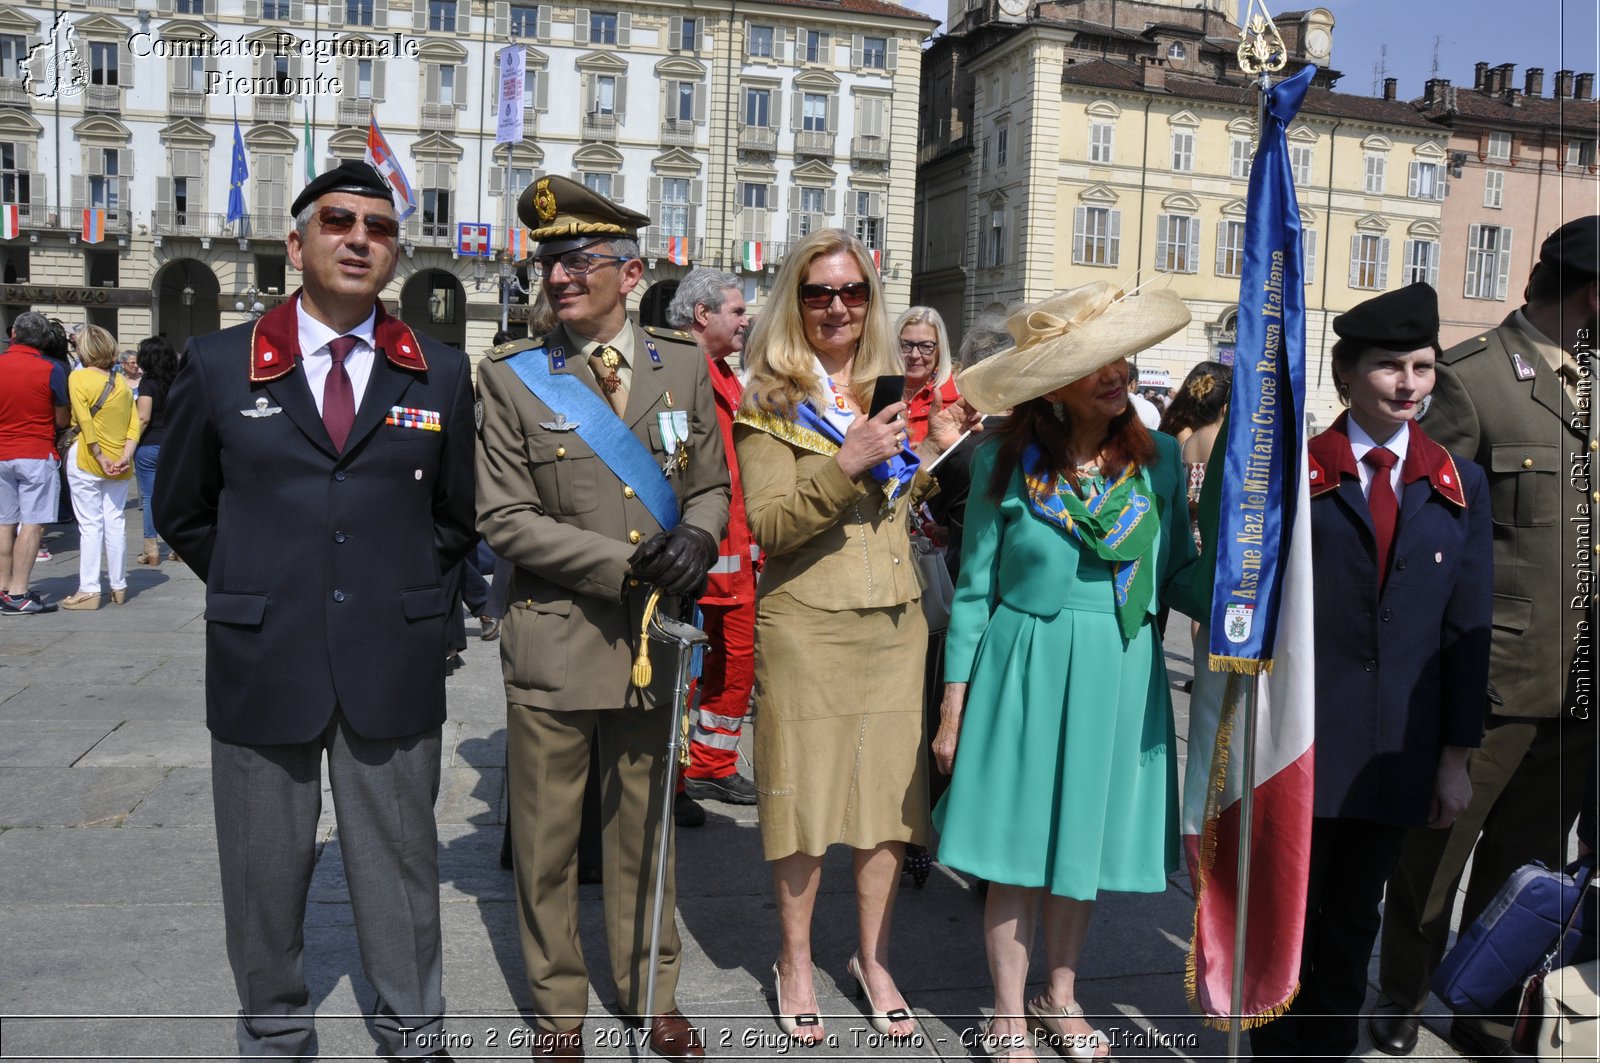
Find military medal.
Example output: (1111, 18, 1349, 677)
(240, 396, 284, 418)
(597, 346, 623, 395)
(658, 410, 691, 475)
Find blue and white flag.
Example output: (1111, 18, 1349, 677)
(226, 111, 248, 225)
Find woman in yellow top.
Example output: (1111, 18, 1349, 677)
(62, 324, 140, 609)
(734, 228, 980, 1044)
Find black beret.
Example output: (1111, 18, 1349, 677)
(290, 161, 395, 219)
(1331, 282, 1439, 351)
(1538, 215, 1600, 278)
(519, 174, 651, 257)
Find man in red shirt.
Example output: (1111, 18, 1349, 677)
(666, 270, 759, 805)
(0, 312, 69, 615)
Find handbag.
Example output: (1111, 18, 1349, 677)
(56, 376, 117, 456)
(1512, 876, 1599, 1057)
(910, 532, 954, 632)
(1434, 856, 1596, 1015)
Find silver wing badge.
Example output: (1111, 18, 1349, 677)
(539, 412, 580, 432)
(240, 397, 284, 418)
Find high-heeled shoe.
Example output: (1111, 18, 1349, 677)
(846, 954, 915, 1038)
(1025, 996, 1108, 1060)
(771, 963, 823, 1043)
(978, 1020, 1038, 1061)
(60, 591, 101, 610)
(110, 588, 126, 605)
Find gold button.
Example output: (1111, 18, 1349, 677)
(623, 486, 635, 498)
(1522, 458, 1534, 468)
(629, 530, 642, 544)
(556, 446, 567, 458)
(629, 578, 640, 587)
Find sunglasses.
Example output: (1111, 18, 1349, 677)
(898, 339, 937, 355)
(799, 282, 871, 309)
(533, 250, 635, 277)
(314, 206, 401, 240)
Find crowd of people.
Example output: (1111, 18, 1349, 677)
(1, 160, 1593, 1063)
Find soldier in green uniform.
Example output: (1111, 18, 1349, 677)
(476, 176, 729, 1061)
(1369, 216, 1599, 1057)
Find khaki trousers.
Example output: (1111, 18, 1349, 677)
(507, 703, 681, 1031)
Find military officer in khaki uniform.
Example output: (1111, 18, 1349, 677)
(476, 176, 729, 1062)
(1369, 217, 1600, 1057)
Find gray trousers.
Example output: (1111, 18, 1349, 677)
(211, 714, 445, 1059)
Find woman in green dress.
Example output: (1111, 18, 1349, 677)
(931, 282, 1197, 1061)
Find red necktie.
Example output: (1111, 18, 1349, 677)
(1363, 446, 1398, 589)
(323, 335, 357, 452)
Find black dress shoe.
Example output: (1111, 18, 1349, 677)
(683, 771, 758, 805)
(1368, 1002, 1421, 1056)
(673, 791, 706, 828)
(1449, 1018, 1514, 1059)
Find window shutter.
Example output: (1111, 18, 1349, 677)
(791, 92, 802, 131)
(583, 73, 594, 113)
(1155, 216, 1169, 270)
(649, 175, 662, 206)
(618, 12, 630, 47)
(693, 83, 706, 123)
(157, 176, 171, 210)
(1402, 239, 1416, 282)
(824, 188, 836, 215)
(535, 70, 549, 110)
(1349, 235, 1363, 288)
(425, 64, 439, 101)
(343, 57, 356, 96)
(851, 34, 863, 69)
(828, 94, 839, 132)
(1215, 220, 1228, 275)
(669, 16, 681, 49)
(158, 0, 173, 13)
(885, 38, 897, 72)
(1073, 206, 1086, 264)
(1427, 242, 1439, 287)
(376, 0, 388, 30)
(290, 0, 304, 18)
(1108, 210, 1121, 267)
(612, 175, 624, 201)
(119, 38, 134, 88)
(1495, 228, 1513, 300)
(327, 0, 341, 25)
(870, 192, 883, 216)
(71, 174, 83, 212)
(373, 61, 386, 100)
(615, 75, 627, 117)
(119, 149, 133, 177)
(291, 54, 303, 82)
(1186, 219, 1199, 273)
(244, 0, 259, 17)
(1407, 162, 1419, 198)
(495, 2, 509, 38)
(771, 91, 782, 129)
(575, 9, 589, 45)
(489, 166, 503, 195)
(1303, 230, 1317, 285)
(538, 5, 551, 38)
(820, 32, 831, 63)
(1378, 237, 1391, 289)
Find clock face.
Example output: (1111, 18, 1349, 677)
(998, 0, 1029, 17)
(1305, 27, 1331, 59)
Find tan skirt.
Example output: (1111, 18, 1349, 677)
(752, 591, 931, 860)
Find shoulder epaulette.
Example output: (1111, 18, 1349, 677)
(642, 324, 696, 345)
(1438, 331, 1492, 366)
(486, 334, 546, 362)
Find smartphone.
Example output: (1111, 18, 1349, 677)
(868, 375, 905, 418)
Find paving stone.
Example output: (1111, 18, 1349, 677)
(0, 766, 166, 826)
(0, 823, 217, 905)
(74, 719, 212, 769)
(0, 719, 121, 767)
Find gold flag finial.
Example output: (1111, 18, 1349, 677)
(1238, 0, 1288, 75)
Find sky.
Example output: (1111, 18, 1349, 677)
(900, 0, 1600, 100)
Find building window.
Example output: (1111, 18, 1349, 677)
(422, 187, 451, 237)
(659, 177, 690, 237)
(672, 81, 695, 122)
(1349, 233, 1390, 291)
(1155, 214, 1198, 273)
(740, 182, 768, 210)
(748, 25, 774, 58)
(1486, 131, 1512, 161)
(1408, 161, 1444, 200)
(89, 42, 118, 86)
(1568, 139, 1596, 168)
(509, 5, 540, 36)
(89, 149, 120, 211)
(1230, 137, 1253, 179)
(356, 58, 374, 98)
(1483, 169, 1504, 208)
(1290, 144, 1314, 186)
(1364, 152, 1386, 194)
(270, 54, 292, 94)
(1216, 219, 1246, 277)
(345, 0, 375, 26)
(997, 127, 1008, 168)
(1072, 206, 1120, 267)
(802, 93, 828, 132)
(1171, 129, 1194, 172)
(176, 55, 204, 91)
(804, 29, 826, 63)
(593, 75, 616, 116)
(175, 0, 203, 12)
(0, 143, 30, 206)
(172, 176, 191, 221)
(1402, 238, 1440, 286)
(986, 207, 1005, 267)
(436, 65, 456, 106)
(522, 68, 539, 110)
(590, 12, 619, 45)
(679, 17, 698, 51)
(1167, 42, 1186, 61)
(261, 0, 290, 19)
(0, 35, 25, 79)
(981, 136, 990, 172)
(797, 186, 826, 236)
(743, 87, 771, 127)
(582, 172, 613, 198)
(428, 0, 456, 31)
(1089, 121, 1114, 164)
(855, 193, 883, 249)
(862, 36, 888, 69)
(1464, 224, 1513, 300)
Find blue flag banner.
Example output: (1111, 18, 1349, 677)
(1207, 63, 1315, 674)
(226, 114, 248, 225)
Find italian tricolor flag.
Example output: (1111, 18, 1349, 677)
(0, 204, 18, 240)
(741, 241, 763, 272)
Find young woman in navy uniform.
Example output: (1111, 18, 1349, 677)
(1250, 283, 1493, 1060)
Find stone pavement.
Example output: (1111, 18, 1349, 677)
(1, 508, 1474, 1061)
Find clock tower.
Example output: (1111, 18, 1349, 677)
(1297, 8, 1335, 67)
(995, 0, 1029, 23)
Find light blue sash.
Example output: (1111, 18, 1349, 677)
(504, 347, 680, 532)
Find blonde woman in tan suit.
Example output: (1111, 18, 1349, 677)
(735, 229, 980, 1045)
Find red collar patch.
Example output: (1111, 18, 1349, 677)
(1307, 412, 1466, 507)
(250, 293, 430, 382)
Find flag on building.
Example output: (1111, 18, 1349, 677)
(226, 112, 249, 225)
(81, 208, 105, 244)
(364, 116, 417, 221)
(741, 241, 763, 272)
(1182, 61, 1317, 1029)
(506, 226, 530, 260)
(666, 236, 690, 265)
(457, 222, 491, 258)
(870, 248, 884, 272)
(303, 105, 316, 183)
(0, 204, 19, 240)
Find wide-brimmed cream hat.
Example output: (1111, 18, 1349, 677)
(956, 282, 1192, 414)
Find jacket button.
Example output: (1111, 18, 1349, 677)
(1522, 457, 1534, 468)
(556, 446, 567, 458)
(623, 486, 635, 498)
(1380, 607, 1392, 621)
(893, 556, 902, 564)
(333, 590, 346, 603)
(1363, 658, 1376, 672)
(334, 531, 347, 543)
(629, 530, 642, 544)
(1395, 557, 1407, 570)
(334, 471, 346, 482)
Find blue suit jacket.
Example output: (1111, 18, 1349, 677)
(153, 297, 477, 745)
(1305, 414, 1492, 825)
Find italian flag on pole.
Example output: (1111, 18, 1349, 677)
(0, 204, 18, 240)
(741, 241, 763, 272)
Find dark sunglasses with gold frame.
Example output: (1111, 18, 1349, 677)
(798, 282, 871, 309)
(313, 206, 401, 240)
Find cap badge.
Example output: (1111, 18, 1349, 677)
(534, 178, 557, 223)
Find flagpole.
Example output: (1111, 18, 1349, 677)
(1227, 6, 1285, 1059)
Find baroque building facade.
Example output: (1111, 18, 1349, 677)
(0, 0, 933, 353)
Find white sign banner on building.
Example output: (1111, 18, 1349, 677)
(496, 45, 526, 145)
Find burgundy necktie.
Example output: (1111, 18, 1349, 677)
(1363, 446, 1398, 589)
(323, 335, 357, 452)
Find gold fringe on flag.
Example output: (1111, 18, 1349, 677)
(1207, 654, 1275, 676)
